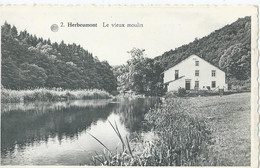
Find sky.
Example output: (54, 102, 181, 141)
(0, 6, 255, 66)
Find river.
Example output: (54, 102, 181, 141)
(1, 98, 159, 165)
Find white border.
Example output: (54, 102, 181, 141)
(0, 2, 258, 167)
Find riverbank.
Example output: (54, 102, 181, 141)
(1, 88, 112, 103)
(92, 92, 250, 166)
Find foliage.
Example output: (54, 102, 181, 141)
(2, 17, 250, 94)
(113, 17, 250, 96)
(113, 48, 165, 96)
(91, 99, 215, 166)
(144, 99, 215, 166)
(1, 87, 112, 103)
(219, 43, 250, 80)
(155, 16, 251, 83)
(177, 87, 186, 97)
(1, 22, 117, 93)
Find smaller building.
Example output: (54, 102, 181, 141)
(163, 55, 227, 92)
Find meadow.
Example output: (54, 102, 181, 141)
(188, 92, 251, 166)
(91, 92, 250, 166)
(1, 88, 112, 103)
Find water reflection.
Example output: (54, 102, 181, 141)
(114, 98, 159, 132)
(1, 98, 158, 165)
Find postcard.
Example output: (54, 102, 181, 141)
(0, 5, 258, 167)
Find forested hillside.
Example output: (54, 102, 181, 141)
(155, 16, 251, 82)
(1, 16, 251, 96)
(114, 16, 251, 96)
(1, 22, 117, 93)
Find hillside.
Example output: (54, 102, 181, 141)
(1, 22, 117, 93)
(155, 16, 251, 82)
(113, 16, 251, 96)
(1, 16, 251, 96)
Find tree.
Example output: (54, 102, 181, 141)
(11, 26, 18, 37)
(115, 48, 164, 96)
(1, 22, 11, 37)
(1, 57, 25, 89)
(21, 63, 48, 88)
(2, 22, 118, 92)
(219, 43, 250, 80)
(155, 16, 251, 84)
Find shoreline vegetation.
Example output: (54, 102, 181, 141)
(1, 16, 251, 166)
(1, 88, 112, 103)
(91, 93, 250, 166)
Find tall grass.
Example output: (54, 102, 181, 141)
(90, 98, 216, 166)
(89, 121, 136, 166)
(1, 88, 112, 103)
(144, 99, 215, 166)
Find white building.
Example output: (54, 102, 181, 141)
(163, 55, 227, 92)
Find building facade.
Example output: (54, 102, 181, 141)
(163, 55, 227, 92)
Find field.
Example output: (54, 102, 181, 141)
(188, 92, 251, 166)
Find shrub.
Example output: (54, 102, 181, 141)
(177, 87, 186, 97)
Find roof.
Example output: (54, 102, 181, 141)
(163, 54, 225, 74)
(164, 75, 185, 85)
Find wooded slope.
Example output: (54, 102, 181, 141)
(1, 22, 117, 92)
(155, 16, 251, 81)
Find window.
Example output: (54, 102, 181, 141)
(195, 81, 199, 88)
(175, 70, 179, 79)
(212, 81, 216, 88)
(195, 70, 199, 76)
(195, 61, 199, 66)
(212, 70, 216, 77)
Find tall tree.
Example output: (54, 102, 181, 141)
(1, 22, 117, 93)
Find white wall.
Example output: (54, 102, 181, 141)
(168, 77, 185, 91)
(164, 55, 227, 91)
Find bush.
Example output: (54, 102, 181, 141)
(177, 87, 186, 97)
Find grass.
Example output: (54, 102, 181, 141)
(187, 92, 251, 166)
(1, 88, 112, 103)
(144, 98, 215, 166)
(90, 92, 250, 166)
(89, 121, 136, 166)
(90, 100, 215, 166)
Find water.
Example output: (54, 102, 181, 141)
(1, 98, 159, 165)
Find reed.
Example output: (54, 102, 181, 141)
(1, 88, 112, 103)
(90, 98, 215, 166)
(144, 98, 215, 166)
(89, 121, 136, 166)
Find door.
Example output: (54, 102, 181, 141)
(185, 80, 191, 90)
(195, 81, 199, 90)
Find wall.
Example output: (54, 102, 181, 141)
(164, 55, 227, 91)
